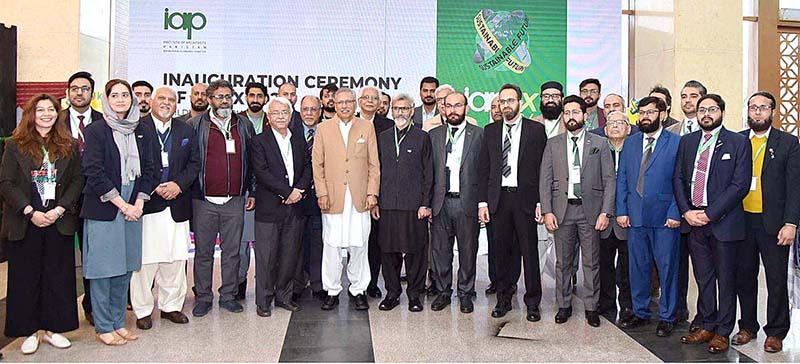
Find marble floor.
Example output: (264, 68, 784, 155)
(0, 253, 798, 362)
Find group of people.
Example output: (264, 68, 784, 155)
(0, 71, 794, 357)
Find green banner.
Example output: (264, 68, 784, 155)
(436, 1, 567, 125)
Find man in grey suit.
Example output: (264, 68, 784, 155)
(429, 92, 483, 314)
(412, 76, 439, 125)
(540, 95, 616, 327)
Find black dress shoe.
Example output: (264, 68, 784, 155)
(674, 309, 689, 323)
(491, 303, 509, 318)
(555, 307, 572, 324)
(431, 294, 451, 311)
(235, 280, 247, 301)
(689, 317, 702, 333)
(312, 290, 328, 301)
(527, 307, 541, 322)
(620, 315, 649, 329)
(619, 308, 634, 322)
(585, 310, 600, 327)
(408, 298, 424, 312)
(257, 305, 272, 317)
(459, 296, 474, 313)
(160, 311, 189, 324)
(192, 301, 213, 317)
(136, 315, 152, 330)
(656, 320, 674, 337)
(353, 294, 369, 310)
(366, 286, 383, 298)
(379, 297, 400, 311)
(291, 293, 301, 302)
(426, 285, 439, 297)
(276, 301, 302, 312)
(219, 300, 244, 313)
(485, 283, 497, 295)
(321, 295, 339, 310)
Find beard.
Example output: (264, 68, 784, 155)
(502, 105, 520, 121)
(747, 115, 771, 132)
(215, 107, 232, 119)
(699, 116, 723, 131)
(584, 97, 597, 108)
(139, 103, 151, 114)
(422, 97, 436, 106)
(565, 118, 584, 132)
(638, 117, 661, 133)
(395, 116, 410, 129)
(540, 101, 561, 120)
(248, 102, 263, 113)
(322, 104, 335, 113)
(446, 113, 465, 125)
(156, 108, 173, 120)
(191, 101, 208, 112)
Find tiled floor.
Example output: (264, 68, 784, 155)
(0, 252, 798, 362)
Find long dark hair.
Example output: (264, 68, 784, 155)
(12, 94, 75, 162)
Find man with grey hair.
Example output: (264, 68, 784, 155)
(131, 86, 199, 329)
(358, 86, 394, 298)
(190, 79, 257, 317)
(312, 88, 380, 311)
(422, 85, 477, 132)
(250, 96, 312, 317)
(590, 94, 638, 137)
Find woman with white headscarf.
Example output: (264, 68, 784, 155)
(80, 79, 159, 346)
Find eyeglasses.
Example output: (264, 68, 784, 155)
(639, 109, 661, 117)
(436, 96, 448, 102)
(563, 110, 583, 117)
(541, 93, 562, 101)
(69, 86, 91, 94)
(444, 103, 465, 110)
(697, 106, 721, 114)
(301, 107, 320, 113)
(335, 100, 356, 106)
(580, 89, 599, 96)
(359, 96, 379, 101)
(499, 98, 518, 105)
(269, 110, 290, 117)
(748, 105, 772, 112)
(211, 94, 233, 101)
(606, 120, 628, 126)
(392, 106, 413, 113)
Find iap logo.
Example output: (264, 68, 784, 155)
(472, 9, 532, 74)
(163, 8, 206, 40)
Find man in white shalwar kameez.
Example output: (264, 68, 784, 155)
(311, 88, 380, 311)
(130, 87, 199, 328)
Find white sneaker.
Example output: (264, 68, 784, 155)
(21, 334, 39, 354)
(43, 333, 71, 349)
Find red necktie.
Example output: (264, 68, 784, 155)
(77, 115, 86, 153)
(691, 133, 713, 207)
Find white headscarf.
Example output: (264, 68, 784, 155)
(101, 90, 141, 184)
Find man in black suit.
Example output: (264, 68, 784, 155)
(250, 97, 312, 317)
(429, 92, 483, 313)
(290, 95, 326, 301)
(358, 86, 394, 299)
(673, 94, 751, 353)
(278, 81, 302, 130)
(131, 86, 199, 330)
(412, 76, 439, 125)
(478, 83, 547, 321)
(731, 91, 799, 353)
(61, 71, 105, 326)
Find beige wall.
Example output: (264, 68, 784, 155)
(634, 0, 744, 129)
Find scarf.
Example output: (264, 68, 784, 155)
(101, 92, 141, 184)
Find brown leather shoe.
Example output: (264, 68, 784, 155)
(135, 315, 152, 330)
(731, 329, 755, 345)
(708, 334, 729, 353)
(681, 328, 714, 344)
(764, 336, 783, 353)
(160, 311, 190, 324)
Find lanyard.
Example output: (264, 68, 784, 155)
(212, 118, 232, 139)
(447, 125, 466, 148)
(696, 129, 720, 157)
(41, 147, 54, 179)
(394, 126, 410, 157)
(546, 119, 559, 137)
(156, 126, 172, 152)
(252, 113, 265, 135)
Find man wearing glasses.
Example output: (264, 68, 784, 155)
(61, 71, 105, 326)
(674, 94, 751, 353)
(731, 92, 799, 353)
(533, 81, 565, 139)
(312, 88, 380, 311)
(190, 79, 257, 317)
(422, 85, 478, 132)
(579, 78, 605, 130)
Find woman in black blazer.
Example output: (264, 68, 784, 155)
(0, 94, 84, 354)
(80, 79, 158, 346)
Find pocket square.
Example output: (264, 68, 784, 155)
(721, 153, 731, 160)
(357, 138, 366, 144)
(181, 138, 190, 147)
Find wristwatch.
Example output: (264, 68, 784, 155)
(25, 209, 35, 220)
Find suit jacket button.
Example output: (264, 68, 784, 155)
(344, 182, 347, 185)
(346, 158, 349, 162)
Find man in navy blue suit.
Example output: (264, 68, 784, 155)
(673, 94, 751, 354)
(615, 97, 682, 337)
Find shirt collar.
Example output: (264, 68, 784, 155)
(303, 123, 317, 135)
(566, 128, 586, 143)
(154, 117, 172, 133)
(703, 124, 723, 137)
(749, 126, 771, 139)
(271, 126, 292, 141)
(504, 113, 522, 128)
(447, 121, 466, 132)
(210, 111, 231, 127)
(70, 107, 91, 119)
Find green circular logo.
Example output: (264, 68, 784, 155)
(473, 9, 532, 73)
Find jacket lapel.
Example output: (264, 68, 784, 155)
(709, 128, 728, 174)
(761, 131, 778, 176)
(581, 133, 592, 174)
(265, 128, 288, 178)
(645, 130, 667, 172)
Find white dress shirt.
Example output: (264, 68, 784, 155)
(682, 117, 697, 136)
(422, 106, 437, 123)
(544, 118, 561, 139)
(69, 107, 92, 139)
(642, 126, 663, 155)
(565, 129, 585, 199)
(692, 125, 722, 207)
(446, 122, 467, 193)
(272, 127, 294, 184)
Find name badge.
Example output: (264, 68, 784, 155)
(226, 139, 236, 154)
(43, 182, 56, 201)
(751, 176, 758, 191)
(161, 151, 169, 168)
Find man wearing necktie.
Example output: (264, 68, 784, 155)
(665, 79, 707, 330)
(673, 94, 751, 353)
(478, 84, 547, 321)
(539, 96, 615, 327)
(616, 97, 682, 337)
(730, 92, 799, 353)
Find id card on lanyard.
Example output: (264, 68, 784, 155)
(41, 148, 56, 201)
(751, 139, 767, 191)
(214, 118, 237, 154)
(157, 127, 172, 168)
